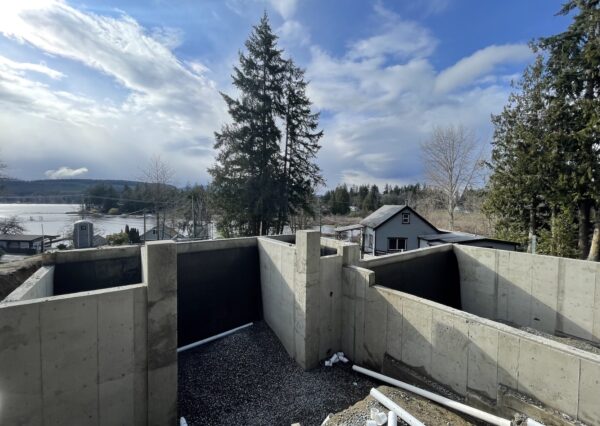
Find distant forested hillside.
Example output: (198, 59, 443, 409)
(0, 179, 142, 203)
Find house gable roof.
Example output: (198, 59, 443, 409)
(360, 205, 439, 231)
(418, 231, 517, 246)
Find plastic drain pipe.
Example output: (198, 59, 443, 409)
(353, 365, 511, 426)
(371, 388, 424, 426)
(177, 322, 253, 353)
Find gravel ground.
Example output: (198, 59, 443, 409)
(178, 321, 380, 426)
(327, 385, 483, 426)
(519, 326, 600, 356)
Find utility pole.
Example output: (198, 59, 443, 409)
(191, 194, 196, 239)
(143, 209, 146, 244)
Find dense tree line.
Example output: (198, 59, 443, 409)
(485, 0, 599, 259)
(321, 183, 467, 216)
(210, 14, 323, 237)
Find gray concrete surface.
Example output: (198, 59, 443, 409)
(0, 284, 147, 425)
(341, 265, 600, 423)
(455, 245, 600, 343)
(258, 231, 349, 370)
(43, 244, 140, 264)
(142, 240, 178, 425)
(2, 265, 54, 302)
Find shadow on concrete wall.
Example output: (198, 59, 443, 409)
(177, 246, 263, 347)
(370, 249, 461, 309)
(457, 249, 598, 344)
(53, 256, 141, 295)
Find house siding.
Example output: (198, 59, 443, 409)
(371, 209, 438, 254)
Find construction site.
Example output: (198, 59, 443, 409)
(0, 230, 599, 425)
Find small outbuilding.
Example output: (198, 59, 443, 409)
(0, 234, 58, 254)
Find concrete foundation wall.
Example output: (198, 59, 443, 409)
(177, 237, 262, 346)
(258, 232, 347, 369)
(342, 269, 600, 423)
(455, 245, 600, 342)
(0, 284, 148, 425)
(3, 265, 54, 302)
(258, 237, 297, 359)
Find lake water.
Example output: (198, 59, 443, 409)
(0, 204, 148, 237)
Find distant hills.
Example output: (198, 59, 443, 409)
(0, 179, 143, 202)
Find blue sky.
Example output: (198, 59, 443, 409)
(0, 0, 571, 188)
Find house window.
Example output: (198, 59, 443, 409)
(80, 225, 87, 230)
(388, 237, 407, 252)
(402, 213, 410, 224)
(368, 234, 373, 248)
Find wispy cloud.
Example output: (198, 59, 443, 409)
(434, 44, 532, 94)
(0, 0, 226, 182)
(305, 5, 531, 186)
(45, 166, 89, 179)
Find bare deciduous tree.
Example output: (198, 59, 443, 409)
(140, 155, 175, 239)
(0, 216, 25, 235)
(420, 125, 484, 230)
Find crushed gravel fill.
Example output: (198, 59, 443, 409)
(178, 321, 379, 426)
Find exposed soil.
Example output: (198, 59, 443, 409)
(327, 385, 481, 426)
(0, 255, 42, 300)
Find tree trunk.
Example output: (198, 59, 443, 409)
(587, 208, 600, 261)
(448, 197, 454, 231)
(578, 200, 592, 259)
(527, 202, 536, 254)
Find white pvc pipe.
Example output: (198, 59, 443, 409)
(370, 388, 424, 426)
(353, 365, 511, 426)
(177, 322, 253, 353)
(526, 419, 544, 426)
(388, 411, 397, 426)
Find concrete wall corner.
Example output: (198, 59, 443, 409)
(142, 241, 178, 425)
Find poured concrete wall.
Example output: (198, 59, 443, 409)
(258, 232, 348, 369)
(177, 237, 261, 346)
(359, 244, 461, 309)
(45, 245, 142, 296)
(258, 237, 297, 359)
(3, 265, 54, 302)
(342, 268, 600, 423)
(455, 245, 600, 342)
(0, 284, 148, 425)
(0, 241, 178, 425)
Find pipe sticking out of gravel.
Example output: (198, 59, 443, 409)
(353, 365, 512, 426)
(370, 388, 424, 426)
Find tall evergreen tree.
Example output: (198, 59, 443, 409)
(211, 14, 323, 236)
(210, 14, 286, 236)
(536, 0, 600, 258)
(484, 56, 552, 249)
(277, 59, 324, 232)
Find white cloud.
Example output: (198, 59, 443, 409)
(0, 1, 226, 182)
(277, 20, 309, 46)
(348, 3, 436, 60)
(435, 44, 532, 94)
(304, 7, 531, 187)
(45, 166, 89, 179)
(268, 0, 298, 19)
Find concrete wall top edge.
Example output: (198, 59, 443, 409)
(47, 245, 140, 264)
(360, 244, 453, 268)
(453, 243, 600, 266)
(376, 285, 600, 363)
(177, 236, 258, 254)
(343, 264, 375, 276)
(0, 282, 145, 308)
(2, 265, 54, 302)
(257, 236, 295, 249)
